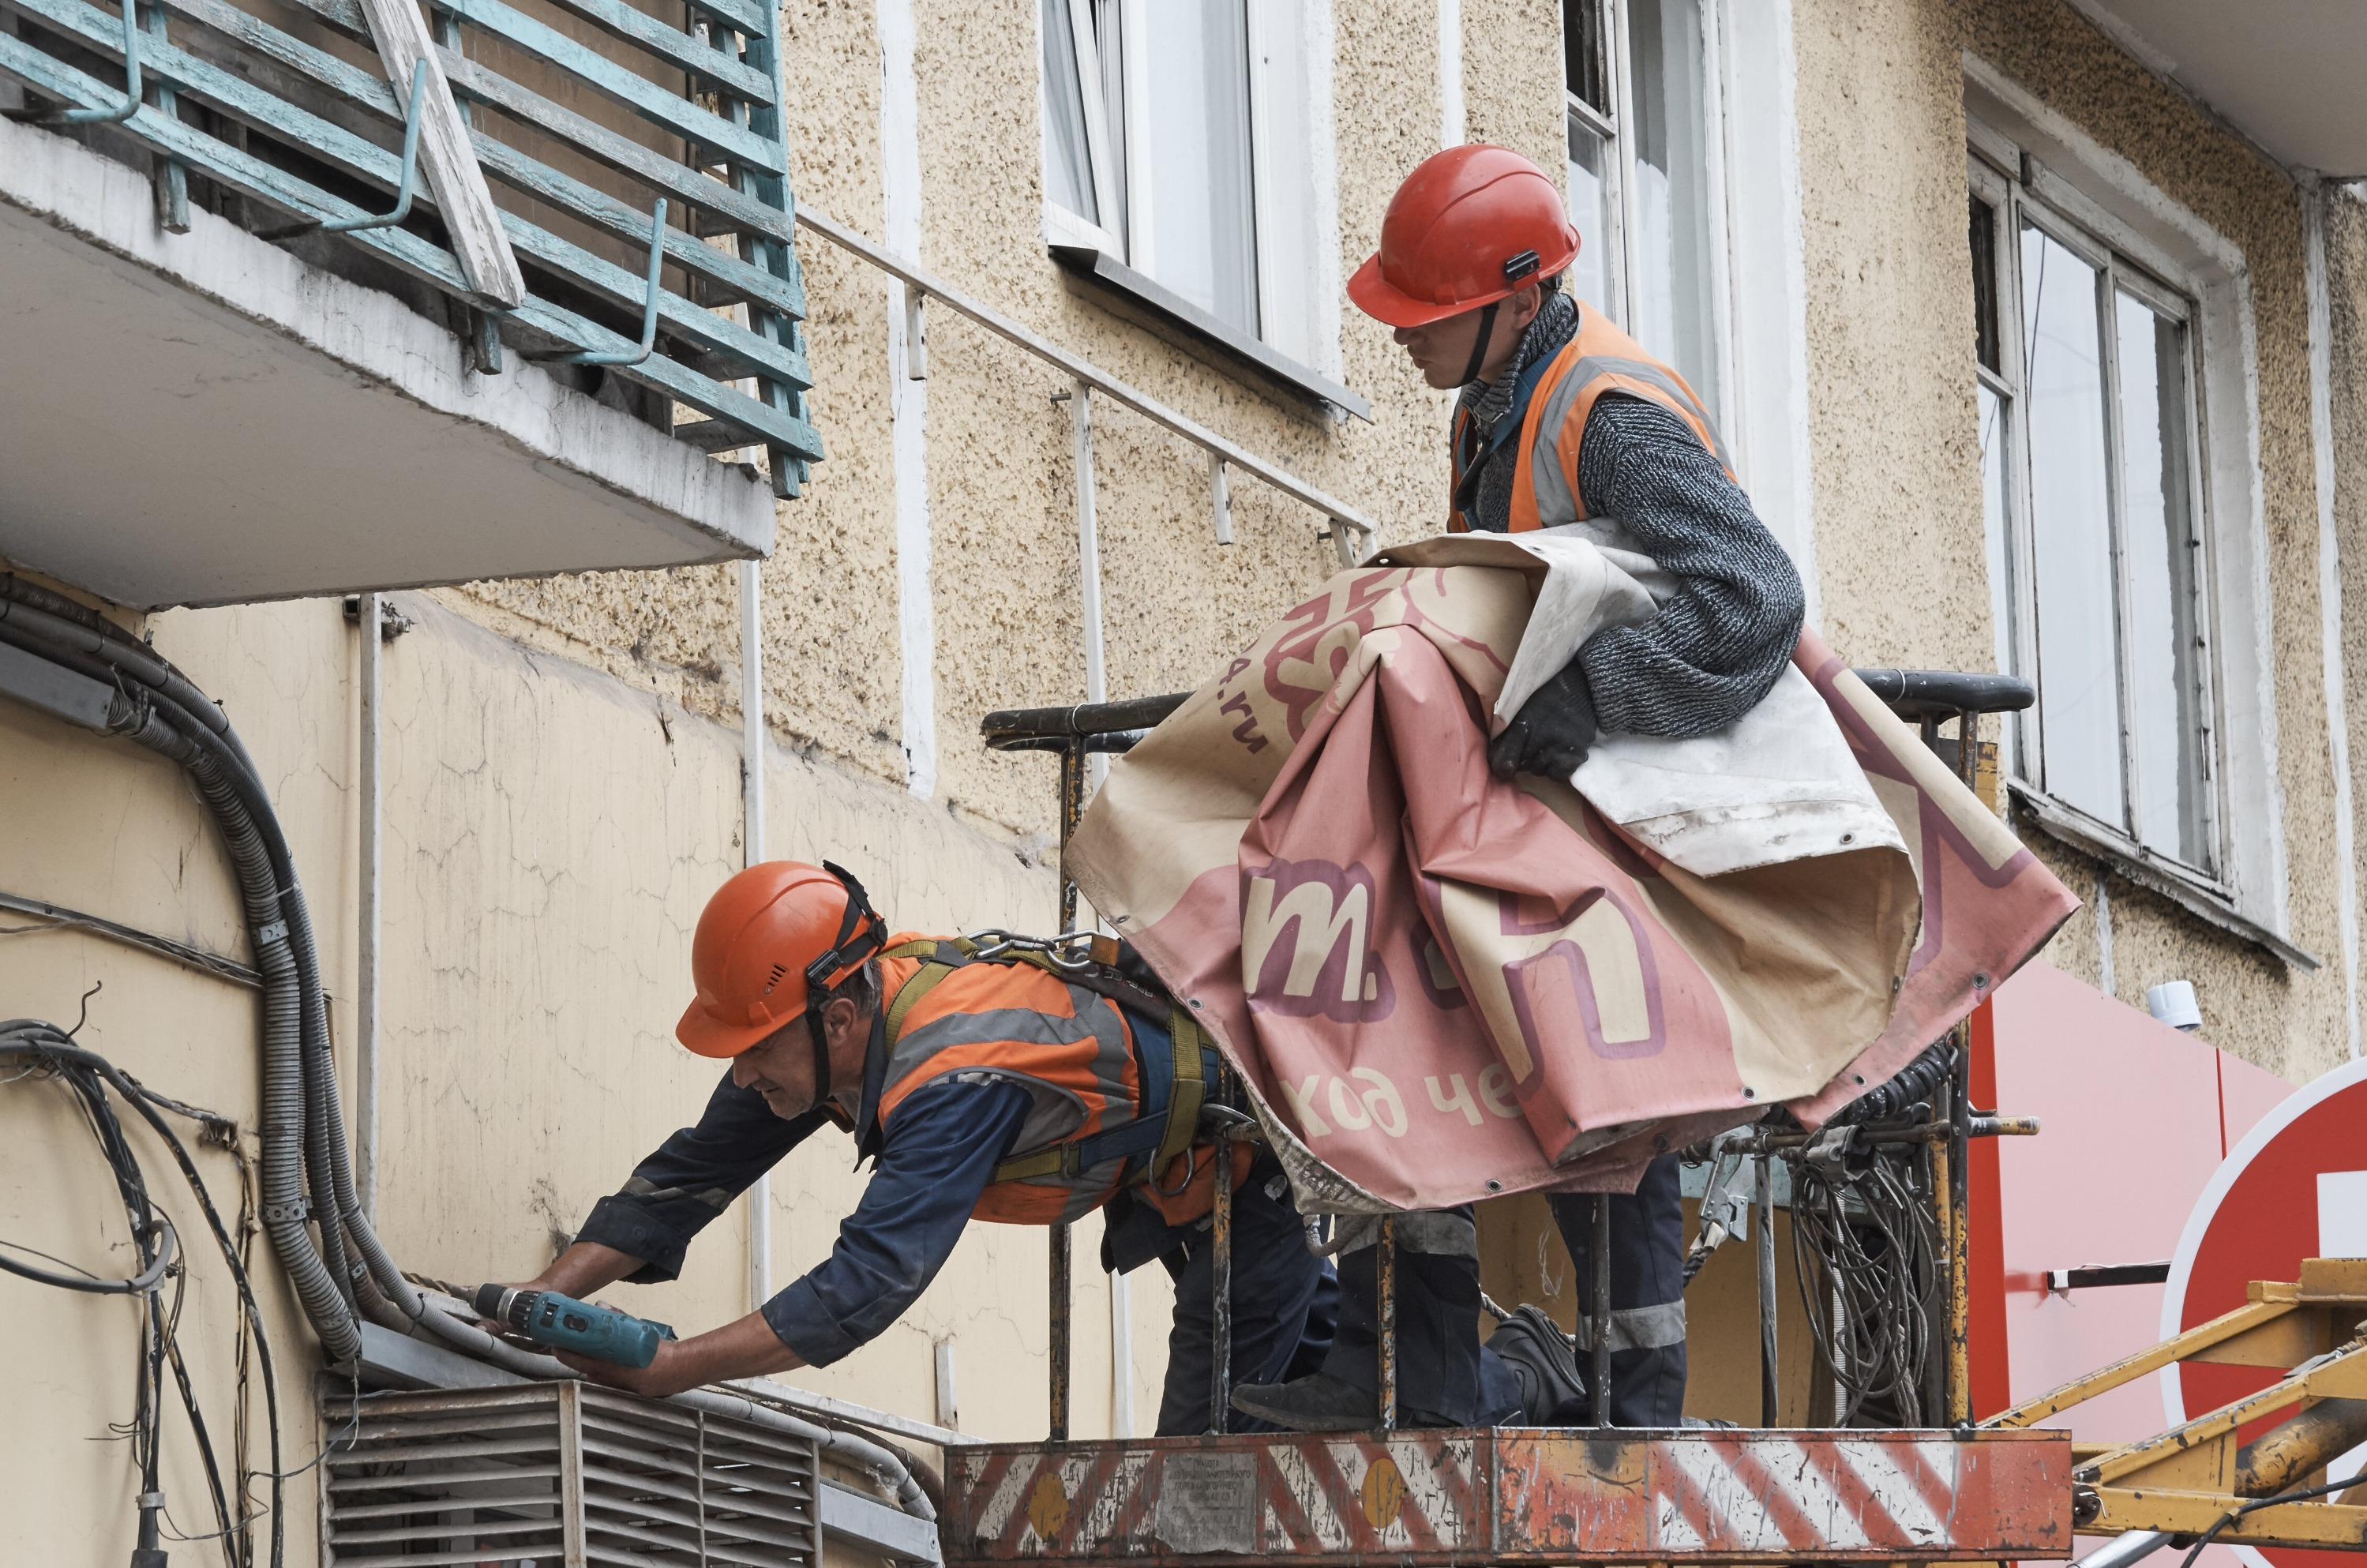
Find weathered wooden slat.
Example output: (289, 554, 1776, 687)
(473, 137, 802, 318)
(680, 0, 763, 44)
(145, 0, 804, 317)
(438, 48, 794, 243)
(264, 0, 799, 246)
(351, 0, 525, 303)
(504, 212, 812, 387)
(709, 10, 812, 493)
(670, 418, 757, 452)
(523, 0, 772, 107)
(426, 0, 782, 174)
(15, 0, 808, 383)
(0, 36, 823, 460)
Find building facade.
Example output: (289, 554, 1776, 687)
(3, 0, 2364, 1560)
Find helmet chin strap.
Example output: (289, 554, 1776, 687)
(1458, 301, 1502, 388)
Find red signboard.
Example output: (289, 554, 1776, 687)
(2163, 1057, 2367, 1568)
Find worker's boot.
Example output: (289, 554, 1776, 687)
(1229, 1373, 1456, 1432)
(1229, 1373, 1371, 1432)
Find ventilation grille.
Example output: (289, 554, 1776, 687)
(325, 1382, 819, 1566)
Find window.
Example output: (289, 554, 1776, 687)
(1970, 152, 2219, 880)
(1561, 0, 1727, 424)
(1039, 0, 1326, 370)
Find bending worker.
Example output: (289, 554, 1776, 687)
(513, 859, 1334, 1433)
(1234, 145, 1804, 1431)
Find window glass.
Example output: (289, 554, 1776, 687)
(2019, 221, 2125, 828)
(1626, 0, 1720, 416)
(1135, 1, 1259, 336)
(1041, 0, 1098, 224)
(1566, 118, 1615, 315)
(2117, 291, 2209, 865)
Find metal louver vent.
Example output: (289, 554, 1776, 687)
(325, 1382, 820, 1566)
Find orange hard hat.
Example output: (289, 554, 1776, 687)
(676, 861, 886, 1058)
(1348, 145, 1581, 328)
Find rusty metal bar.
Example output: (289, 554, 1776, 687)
(1048, 1222, 1072, 1442)
(1590, 1195, 1612, 1428)
(1377, 1217, 1397, 1433)
(1757, 1155, 1779, 1427)
(1209, 1122, 1236, 1435)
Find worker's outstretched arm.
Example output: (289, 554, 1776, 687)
(568, 1068, 833, 1285)
(565, 1078, 1033, 1399)
(1570, 393, 1806, 736)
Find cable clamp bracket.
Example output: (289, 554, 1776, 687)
(261, 1200, 310, 1224)
(255, 919, 290, 947)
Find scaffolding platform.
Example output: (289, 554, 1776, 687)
(940, 1427, 2074, 1565)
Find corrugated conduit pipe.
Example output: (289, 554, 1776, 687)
(0, 580, 935, 1522)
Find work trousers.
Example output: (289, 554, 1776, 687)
(1319, 1153, 1689, 1427)
(1546, 1153, 1689, 1426)
(1109, 1153, 1338, 1435)
(1314, 1209, 1524, 1427)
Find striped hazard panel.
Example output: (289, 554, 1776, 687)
(943, 1428, 2073, 1564)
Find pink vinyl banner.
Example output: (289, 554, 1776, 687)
(1067, 562, 2076, 1210)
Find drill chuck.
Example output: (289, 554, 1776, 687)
(473, 1283, 676, 1369)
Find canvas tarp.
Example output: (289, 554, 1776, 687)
(1065, 533, 2077, 1213)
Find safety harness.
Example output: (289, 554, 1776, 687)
(875, 932, 1225, 1195)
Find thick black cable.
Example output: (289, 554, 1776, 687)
(0, 1218, 174, 1293)
(159, 1263, 245, 1567)
(2179, 1477, 2361, 1568)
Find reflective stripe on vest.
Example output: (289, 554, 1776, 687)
(1449, 302, 1733, 535)
(873, 936, 1145, 1225)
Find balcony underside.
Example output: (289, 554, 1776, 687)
(0, 113, 775, 609)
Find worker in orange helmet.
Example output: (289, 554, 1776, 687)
(514, 860, 1334, 1431)
(1232, 147, 1806, 1434)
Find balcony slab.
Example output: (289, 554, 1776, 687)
(0, 113, 774, 610)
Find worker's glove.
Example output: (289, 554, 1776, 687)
(1487, 659, 1598, 782)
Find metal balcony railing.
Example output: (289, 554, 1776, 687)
(0, 0, 821, 493)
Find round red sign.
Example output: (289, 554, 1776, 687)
(2162, 1056, 2367, 1568)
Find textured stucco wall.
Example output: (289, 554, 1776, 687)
(443, 0, 1496, 842)
(2328, 186, 2367, 1067)
(1794, 0, 2346, 1081)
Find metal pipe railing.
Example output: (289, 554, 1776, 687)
(792, 205, 1379, 565)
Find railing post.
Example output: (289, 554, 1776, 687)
(1376, 1217, 1398, 1432)
(1757, 1154, 1779, 1426)
(1208, 1121, 1235, 1433)
(1071, 379, 1108, 725)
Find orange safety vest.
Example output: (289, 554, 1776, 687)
(1448, 302, 1735, 534)
(871, 934, 1233, 1227)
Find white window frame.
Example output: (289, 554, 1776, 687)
(1559, 0, 1738, 439)
(1970, 154, 2224, 887)
(1965, 59, 2305, 964)
(1035, 0, 1338, 377)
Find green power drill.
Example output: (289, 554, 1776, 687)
(474, 1282, 677, 1369)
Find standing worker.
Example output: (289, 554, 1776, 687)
(1233, 145, 1804, 1431)
(510, 859, 1334, 1435)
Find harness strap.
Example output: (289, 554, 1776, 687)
(876, 935, 1214, 1192)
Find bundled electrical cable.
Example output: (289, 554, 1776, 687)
(1785, 1104, 1948, 1427)
(0, 1021, 283, 1568)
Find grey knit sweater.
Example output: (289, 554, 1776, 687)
(1457, 294, 1805, 738)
